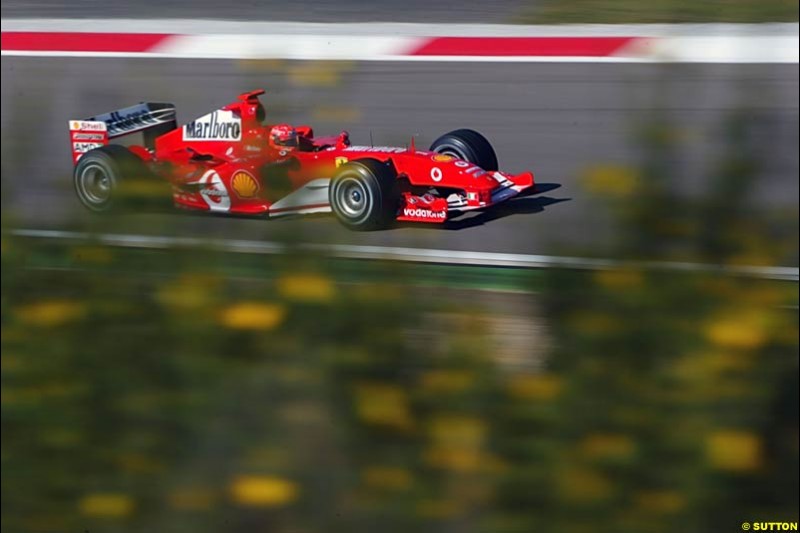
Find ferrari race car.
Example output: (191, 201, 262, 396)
(69, 89, 534, 230)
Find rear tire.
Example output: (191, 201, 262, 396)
(329, 158, 397, 230)
(429, 128, 498, 171)
(73, 145, 159, 212)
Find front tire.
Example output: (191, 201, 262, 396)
(430, 128, 498, 171)
(329, 159, 397, 230)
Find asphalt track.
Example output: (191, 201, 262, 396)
(1, 57, 798, 260)
(0, 0, 525, 23)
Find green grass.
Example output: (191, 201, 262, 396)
(517, 0, 798, 24)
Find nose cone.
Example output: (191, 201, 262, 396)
(428, 155, 499, 189)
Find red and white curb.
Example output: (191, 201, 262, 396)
(1, 20, 798, 63)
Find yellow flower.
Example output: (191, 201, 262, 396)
(353, 383, 414, 431)
(507, 374, 563, 401)
(219, 302, 285, 330)
(706, 430, 762, 472)
(277, 273, 335, 303)
(16, 300, 85, 326)
(672, 351, 753, 382)
(424, 415, 489, 472)
(429, 415, 486, 448)
(78, 493, 135, 518)
(705, 311, 768, 350)
(230, 475, 298, 507)
(423, 447, 482, 472)
(157, 274, 219, 311)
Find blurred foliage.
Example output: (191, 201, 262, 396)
(521, 0, 798, 23)
(519, 107, 800, 532)
(526, 268, 798, 532)
(2, 241, 797, 533)
(1, 239, 518, 533)
(582, 108, 799, 267)
(2, 105, 799, 532)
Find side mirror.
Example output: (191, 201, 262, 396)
(238, 89, 266, 102)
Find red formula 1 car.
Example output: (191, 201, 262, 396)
(69, 89, 534, 230)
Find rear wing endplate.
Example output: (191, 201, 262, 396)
(68, 102, 176, 163)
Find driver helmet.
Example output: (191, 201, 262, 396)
(269, 124, 298, 149)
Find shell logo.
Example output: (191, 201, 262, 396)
(231, 170, 259, 199)
(432, 153, 455, 162)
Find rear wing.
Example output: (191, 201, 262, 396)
(68, 102, 176, 164)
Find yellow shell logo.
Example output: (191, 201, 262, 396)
(232, 171, 259, 199)
(432, 154, 455, 162)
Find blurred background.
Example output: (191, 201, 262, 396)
(1, 1, 798, 532)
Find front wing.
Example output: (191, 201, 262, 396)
(397, 171, 535, 223)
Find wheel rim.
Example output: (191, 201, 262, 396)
(79, 163, 113, 205)
(435, 144, 469, 162)
(335, 177, 369, 220)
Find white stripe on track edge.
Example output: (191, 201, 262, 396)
(2, 51, 795, 64)
(8, 228, 799, 281)
(0, 51, 656, 62)
(2, 19, 798, 36)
